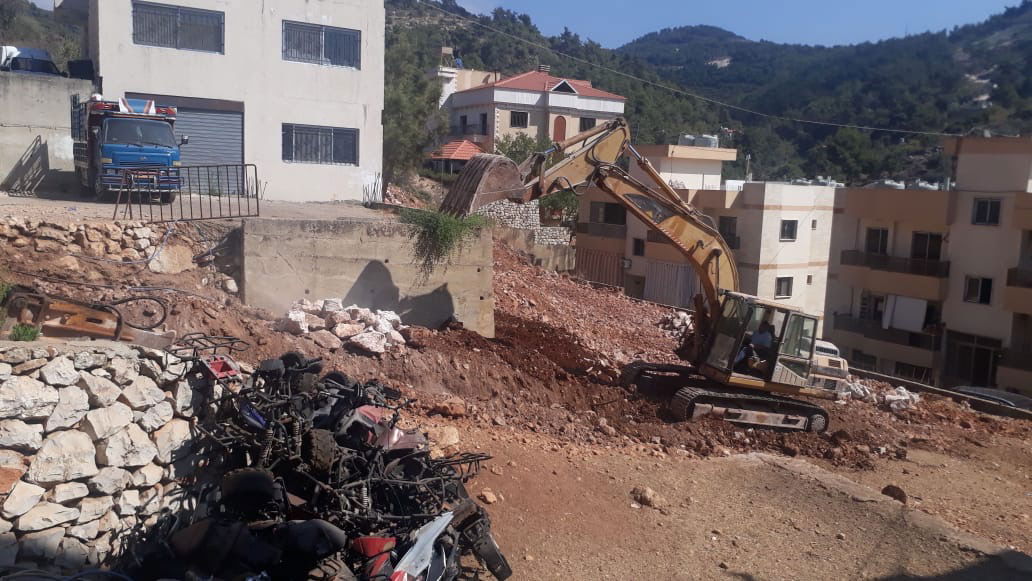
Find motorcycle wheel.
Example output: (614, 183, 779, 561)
(303, 428, 338, 476)
(476, 533, 513, 581)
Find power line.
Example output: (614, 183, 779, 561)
(419, 1, 962, 138)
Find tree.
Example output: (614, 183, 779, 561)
(493, 133, 553, 164)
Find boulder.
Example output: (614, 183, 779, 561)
(57, 536, 90, 570)
(18, 527, 64, 561)
(171, 380, 195, 417)
(78, 374, 122, 407)
(425, 426, 460, 449)
(372, 317, 395, 335)
(349, 331, 387, 354)
(88, 467, 131, 496)
(73, 351, 109, 371)
(0, 376, 59, 420)
(39, 357, 79, 386)
(49, 482, 89, 504)
(630, 486, 664, 509)
(82, 402, 134, 441)
(0, 419, 44, 452)
(322, 298, 344, 313)
(276, 309, 309, 335)
(0, 348, 32, 365)
(77, 497, 114, 524)
(136, 401, 174, 432)
(0, 362, 11, 381)
(97, 424, 157, 467)
(387, 330, 407, 345)
(120, 376, 165, 410)
(305, 313, 327, 332)
(153, 419, 192, 465)
(134, 237, 152, 251)
(325, 311, 353, 326)
(16, 502, 79, 532)
(332, 322, 367, 339)
(223, 278, 239, 293)
(2, 481, 46, 519)
(105, 356, 140, 386)
(115, 490, 140, 516)
(45, 386, 90, 432)
(148, 243, 194, 274)
(11, 358, 47, 375)
(66, 519, 100, 541)
(376, 310, 403, 329)
(26, 430, 99, 485)
(0, 464, 26, 496)
(430, 397, 467, 418)
(131, 463, 163, 488)
(310, 329, 343, 350)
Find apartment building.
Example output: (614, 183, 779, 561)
(88, 0, 384, 201)
(575, 144, 837, 331)
(435, 65, 625, 153)
(826, 136, 1032, 395)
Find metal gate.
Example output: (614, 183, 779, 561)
(113, 164, 260, 223)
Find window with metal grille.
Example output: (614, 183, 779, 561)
(775, 276, 793, 298)
(779, 220, 797, 241)
(972, 198, 1000, 226)
(282, 124, 359, 165)
(132, 2, 224, 53)
(579, 117, 596, 132)
(510, 111, 529, 128)
(283, 21, 361, 68)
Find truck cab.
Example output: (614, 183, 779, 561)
(72, 97, 185, 201)
(0, 46, 63, 76)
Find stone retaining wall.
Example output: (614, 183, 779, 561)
(0, 341, 214, 571)
(476, 200, 572, 247)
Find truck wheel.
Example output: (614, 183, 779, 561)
(77, 169, 93, 198)
(92, 171, 113, 202)
(160, 191, 178, 204)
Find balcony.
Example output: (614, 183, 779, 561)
(833, 314, 940, 351)
(1004, 267, 1032, 315)
(838, 250, 949, 301)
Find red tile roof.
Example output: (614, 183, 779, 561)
(455, 70, 625, 101)
(430, 139, 484, 161)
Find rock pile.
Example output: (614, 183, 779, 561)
(0, 343, 199, 570)
(658, 310, 692, 337)
(277, 300, 409, 354)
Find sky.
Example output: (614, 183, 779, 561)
(456, 0, 1020, 48)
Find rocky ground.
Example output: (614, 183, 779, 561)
(1, 213, 1031, 579)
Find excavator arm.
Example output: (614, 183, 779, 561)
(442, 117, 739, 331)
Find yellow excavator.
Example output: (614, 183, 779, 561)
(442, 117, 843, 432)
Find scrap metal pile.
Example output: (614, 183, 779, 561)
(125, 335, 512, 581)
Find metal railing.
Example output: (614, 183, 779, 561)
(833, 314, 940, 351)
(113, 164, 261, 223)
(1006, 267, 1032, 288)
(841, 250, 950, 278)
(999, 349, 1032, 371)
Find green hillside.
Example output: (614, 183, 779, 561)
(0, 0, 84, 68)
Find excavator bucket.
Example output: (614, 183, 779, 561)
(439, 154, 527, 216)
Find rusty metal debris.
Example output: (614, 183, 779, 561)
(124, 337, 511, 580)
(0, 285, 175, 348)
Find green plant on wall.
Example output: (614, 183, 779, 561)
(538, 189, 579, 224)
(399, 208, 489, 280)
(9, 324, 39, 342)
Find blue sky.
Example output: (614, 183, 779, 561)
(457, 0, 1020, 48)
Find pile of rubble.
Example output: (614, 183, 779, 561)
(277, 300, 409, 354)
(658, 310, 692, 337)
(843, 379, 921, 411)
(0, 217, 172, 264)
(0, 343, 196, 570)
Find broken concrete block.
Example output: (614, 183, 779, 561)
(26, 430, 99, 485)
(332, 322, 366, 339)
(349, 331, 387, 354)
(276, 309, 309, 335)
(322, 298, 344, 313)
(310, 329, 343, 350)
(376, 310, 402, 329)
(305, 312, 327, 332)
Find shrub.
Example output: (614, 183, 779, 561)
(399, 208, 490, 280)
(9, 324, 40, 342)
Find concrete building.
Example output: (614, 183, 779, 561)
(574, 143, 838, 331)
(826, 136, 1032, 395)
(435, 65, 625, 153)
(87, 0, 384, 202)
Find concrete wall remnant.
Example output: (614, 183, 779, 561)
(241, 219, 495, 337)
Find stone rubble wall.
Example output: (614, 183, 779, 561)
(0, 341, 213, 572)
(476, 200, 572, 246)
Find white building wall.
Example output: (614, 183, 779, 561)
(91, 0, 384, 202)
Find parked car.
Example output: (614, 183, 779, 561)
(0, 46, 64, 76)
(950, 386, 1032, 411)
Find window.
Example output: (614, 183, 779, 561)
(963, 276, 993, 305)
(806, 274, 813, 285)
(632, 238, 645, 256)
(972, 198, 1001, 226)
(459, 115, 468, 133)
(781, 315, 817, 359)
(283, 21, 361, 68)
(865, 227, 888, 255)
(811, 219, 817, 230)
(852, 350, 877, 371)
(718, 216, 737, 238)
(579, 117, 597, 132)
(479, 113, 488, 136)
(509, 111, 529, 128)
(282, 124, 358, 165)
(132, 2, 224, 53)
(775, 276, 793, 298)
(911, 232, 943, 261)
(589, 202, 626, 225)
(894, 362, 933, 382)
(779, 220, 798, 241)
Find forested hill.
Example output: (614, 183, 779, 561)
(387, 0, 1032, 186)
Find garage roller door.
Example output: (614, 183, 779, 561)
(173, 108, 243, 167)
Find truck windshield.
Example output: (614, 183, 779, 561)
(9, 58, 61, 75)
(104, 119, 176, 148)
